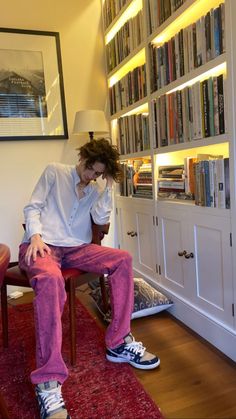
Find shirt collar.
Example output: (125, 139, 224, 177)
(72, 166, 92, 194)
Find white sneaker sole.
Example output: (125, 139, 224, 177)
(106, 354, 160, 370)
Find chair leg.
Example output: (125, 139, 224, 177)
(99, 275, 109, 313)
(1, 283, 9, 348)
(68, 278, 76, 366)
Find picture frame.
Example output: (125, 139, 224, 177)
(0, 28, 68, 141)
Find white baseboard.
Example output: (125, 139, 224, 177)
(133, 269, 236, 362)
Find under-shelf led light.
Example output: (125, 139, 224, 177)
(121, 103, 148, 117)
(109, 48, 145, 87)
(152, 0, 224, 46)
(156, 142, 229, 166)
(105, 0, 142, 45)
(167, 62, 226, 94)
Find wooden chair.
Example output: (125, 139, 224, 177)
(0, 243, 11, 419)
(1, 223, 110, 367)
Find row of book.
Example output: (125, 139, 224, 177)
(152, 74, 226, 148)
(106, 10, 144, 73)
(120, 160, 153, 198)
(145, 0, 186, 35)
(187, 156, 230, 208)
(158, 156, 230, 209)
(109, 64, 147, 115)
(149, 3, 225, 92)
(117, 113, 150, 155)
(103, 0, 128, 30)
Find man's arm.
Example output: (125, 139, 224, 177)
(24, 164, 55, 265)
(90, 176, 113, 225)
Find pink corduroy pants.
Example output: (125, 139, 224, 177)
(19, 242, 134, 385)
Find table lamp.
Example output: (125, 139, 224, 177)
(72, 109, 109, 141)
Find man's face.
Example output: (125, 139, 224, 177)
(77, 159, 106, 184)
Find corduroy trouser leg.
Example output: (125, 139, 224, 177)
(18, 242, 134, 385)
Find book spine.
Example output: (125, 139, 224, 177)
(224, 157, 230, 209)
(217, 74, 225, 134)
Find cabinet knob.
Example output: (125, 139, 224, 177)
(184, 252, 194, 259)
(127, 231, 137, 237)
(178, 250, 187, 257)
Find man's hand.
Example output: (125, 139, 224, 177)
(102, 173, 113, 189)
(25, 234, 51, 266)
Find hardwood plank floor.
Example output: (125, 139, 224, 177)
(9, 288, 236, 419)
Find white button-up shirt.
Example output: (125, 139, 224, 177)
(22, 162, 112, 247)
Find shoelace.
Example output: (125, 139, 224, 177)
(39, 386, 65, 414)
(124, 340, 146, 357)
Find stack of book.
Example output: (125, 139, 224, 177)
(157, 165, 185, 197)
(146, 0, 186, 35)
(117, 113, 150, 154)
(119, 162, 134, 197)
(133, 160, 153, 198)
(106, 10, 144, 72)
(152, 73, 225, 148)
(149, 3, 225, 92)
(184, 155, 230, 209)
(103, 0, 128, 29)
(109, 64, 147, 115)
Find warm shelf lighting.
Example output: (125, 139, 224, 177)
(105, 0, 142, 45)
(108, 48, 145, 87)
(167, 62, 226, 94)
(152, 0, 224, 46)
(121, 103, 148, 117)
(156, 142, 229, 167)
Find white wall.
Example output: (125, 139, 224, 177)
(0, 0, 108, 260)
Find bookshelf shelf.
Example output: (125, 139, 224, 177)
(154, 134, 229, 154)
(102, 0, 236, 361)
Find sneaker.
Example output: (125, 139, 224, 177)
(106, 333, 160, 370)
(35, 380, 71, 419)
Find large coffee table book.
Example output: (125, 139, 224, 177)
(102, 0, 236, 362)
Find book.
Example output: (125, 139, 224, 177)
(224, 157, 230, 209)
(217, 74, 225, 134)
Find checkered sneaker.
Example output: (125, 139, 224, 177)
(35, 381, 71, 419)
(106, 333, 160, 370)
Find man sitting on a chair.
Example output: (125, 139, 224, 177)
(19, 138, 160, 419)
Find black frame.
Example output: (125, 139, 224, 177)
(0, 27, 68, 140)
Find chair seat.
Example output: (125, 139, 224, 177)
(5, 266, 84, 285)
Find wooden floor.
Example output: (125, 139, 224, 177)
(10, 288, 236, 419)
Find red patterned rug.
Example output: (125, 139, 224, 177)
(0, 299, 164, 419)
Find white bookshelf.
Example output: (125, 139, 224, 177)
(102, 0, 236, 361)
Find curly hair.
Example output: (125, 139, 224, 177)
(78, 138, 123, 182)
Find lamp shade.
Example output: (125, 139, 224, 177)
(72, 110, 109, 136)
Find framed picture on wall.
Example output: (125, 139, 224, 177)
(0, 28, 68, 140)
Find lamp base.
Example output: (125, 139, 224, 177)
(89, 131, 94, 141)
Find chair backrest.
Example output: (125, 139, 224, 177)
(0, 244, 10, 287)
(91, 222, 110, 245)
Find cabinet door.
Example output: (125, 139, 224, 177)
(116, 202, 138, 266)
(188, 212, 234, 328)
(157, 205, 193, 298)
(135, 201, 156, 276)
(116, 199, 156, 276)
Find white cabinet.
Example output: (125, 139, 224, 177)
(157, 201, 234, 328)
(116, 197, 156, 278)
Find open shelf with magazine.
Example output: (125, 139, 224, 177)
(102, 0, 236, 362)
